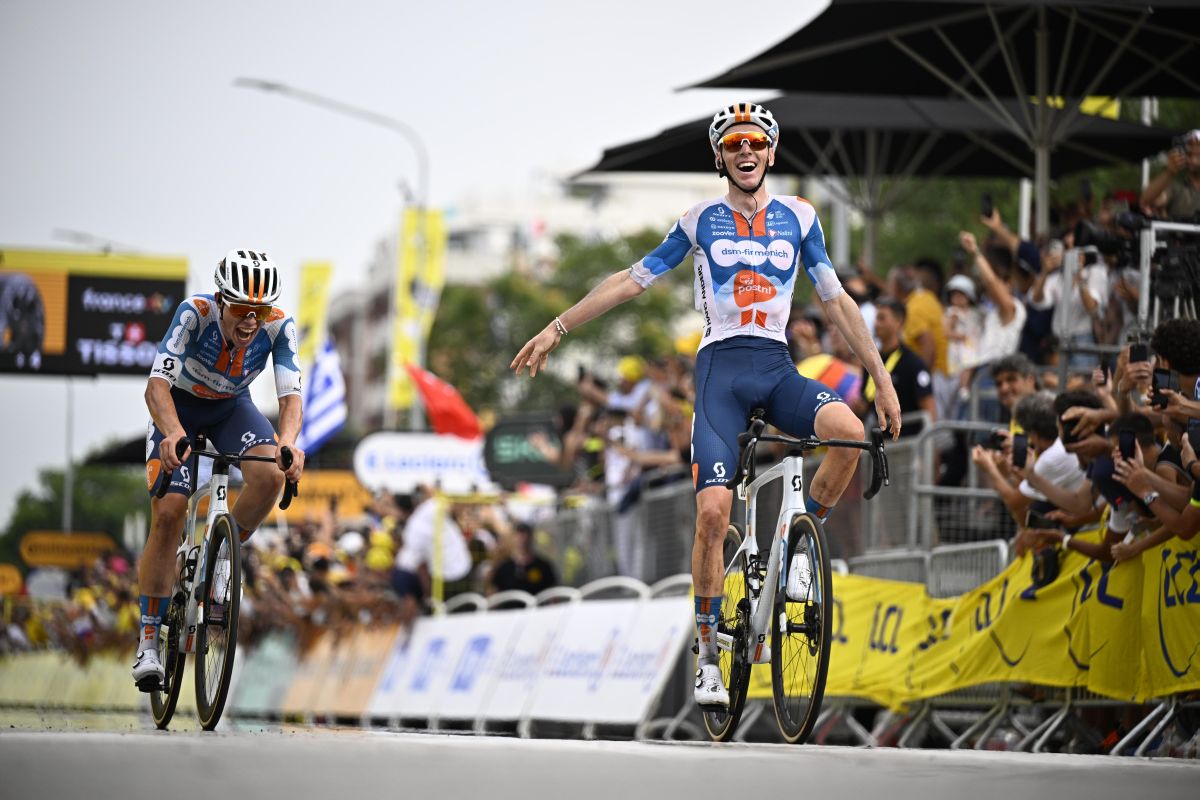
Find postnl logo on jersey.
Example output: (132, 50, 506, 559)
(710, 238, 795, 270)
(733, 271, 777, 307)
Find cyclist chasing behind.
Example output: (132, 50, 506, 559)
(511, 104, 900, 710)
(133, 249, 306, 690)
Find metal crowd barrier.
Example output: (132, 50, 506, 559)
(541, 498, 617, 587)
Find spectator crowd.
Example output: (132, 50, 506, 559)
(5, 131, 1200, 660)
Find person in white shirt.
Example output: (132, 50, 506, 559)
(394, 489, 473, 602)
(1028, 244, 1109, 369)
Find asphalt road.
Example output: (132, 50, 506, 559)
(2, 723, 1196, 800)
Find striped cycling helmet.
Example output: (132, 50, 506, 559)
(214, 249, 281, 304)
(709, 103, 780, 151)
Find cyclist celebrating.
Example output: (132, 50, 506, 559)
(133, 249, 306, 691)
(511, 103, 900, 710)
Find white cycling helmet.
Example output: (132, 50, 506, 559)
(709, 103, 780, 151)
(214, 249, 281, 305)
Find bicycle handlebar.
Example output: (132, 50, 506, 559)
(724, 409, 890, 500)
(153, 437, 300, 509)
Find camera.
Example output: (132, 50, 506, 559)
(1118, 428, 1136, 460)
(980, 193, 994, 219)
(1012, 433, 1029, 470)
(1060, 414, 1081, 446)
(1026, 509, 1059, 530)
(980, 429, 1008, 451)
(1152, 367, 1180, 408)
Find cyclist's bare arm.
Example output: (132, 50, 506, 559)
(275, 393, 305, 481)
(145, 376, 190, 470)
(823, 290, 901, 439)
(511, 270, 645, 377)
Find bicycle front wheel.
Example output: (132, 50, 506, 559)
(702, 524, 752, 742)
(771, 512, 833, 744)
(150, 591, 186, 729)
(194, 513, 240, 731)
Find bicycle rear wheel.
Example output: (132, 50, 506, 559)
(771, 512, 833, 744)
(702, 524, 752, 742)
(194, 513, 240, 731)
(149, 592, 186, 729)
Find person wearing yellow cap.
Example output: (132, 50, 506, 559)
(511, 102, 901, 712)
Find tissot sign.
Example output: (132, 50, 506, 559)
(0, 249, 187, 376)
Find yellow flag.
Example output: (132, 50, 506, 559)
(296, 261, 333, 369)
(389, 208, 448, 411)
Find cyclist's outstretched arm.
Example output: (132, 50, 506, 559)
(823, 290, 901, 439)
(511, 270, 645, 377)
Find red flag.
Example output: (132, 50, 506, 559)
(404, 364, 482, 440)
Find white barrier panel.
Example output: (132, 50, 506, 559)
(527, 596, 690, 724)
(478, 604, 573, 722)
(367, 594, 692, 728)
(589, 596, 692, 724)
(436, 610, 527, 722)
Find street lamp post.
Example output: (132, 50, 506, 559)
(234, 77, 429, 431)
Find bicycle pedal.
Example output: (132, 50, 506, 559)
(135, 676, 163, 694)
(698, 702, 730, 713)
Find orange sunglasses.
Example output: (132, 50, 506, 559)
(720, 130, 771, 152)
(223, 299, 274, 321)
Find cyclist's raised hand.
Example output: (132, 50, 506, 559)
(160, 429, 191, 471)
(874, 382, 903, 441)
(277, 442, 305, 483)
(511, 325, 562, 378)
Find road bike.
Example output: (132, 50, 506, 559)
(148, 434, 297, 731)
(702, 409, 888, 743)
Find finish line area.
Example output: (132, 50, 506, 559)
(2, 720, 1195, 800)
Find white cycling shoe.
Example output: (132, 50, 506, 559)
(786, 550, 813, 602)
(694, 663, 730, 710)
(132, 649, 165, 692)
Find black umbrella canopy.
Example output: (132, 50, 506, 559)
(689, 0, 1200, 233)
(582, 93, 1174, 266)
(584, 93, 1175, 180)
(692, 0, 1200, 100)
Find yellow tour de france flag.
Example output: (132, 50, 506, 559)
(388, 208, 447, 412)
(749, 529, 1200, 710)
(296, 261, 333, 370)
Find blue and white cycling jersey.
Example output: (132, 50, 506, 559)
(148, 293, 301, 400)
(629, 195, 843, 352)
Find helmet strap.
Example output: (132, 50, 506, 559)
(720, 148, 770, 195)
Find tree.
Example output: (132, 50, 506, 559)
(0, 466, 147, 572)
(427, 227, 693, 418)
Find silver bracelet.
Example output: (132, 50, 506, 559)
(552, 316, 569, 336)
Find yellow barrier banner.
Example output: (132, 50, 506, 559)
(295, 261, 333, 369)
(19, 531, 119, 569)
(751, 532, 1200, 709)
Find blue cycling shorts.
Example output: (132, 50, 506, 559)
(145, 388, 277, 497)
(692, 336, 844, 492)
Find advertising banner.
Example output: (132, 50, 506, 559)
(750, 531, 1200, 709)
(277, 469, 373, 523)
(435, 611, 526, 722)
(327, 624, 404, 719)
(353, 432, 491, 494)
(0, 249, 187, 376)
(478, 604, 572, 722)
(19, 531, 119, 569)
(229, 631, 300, 719)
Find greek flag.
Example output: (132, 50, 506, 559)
(297, 339, 347, 454)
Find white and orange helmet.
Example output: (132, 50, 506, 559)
(709, 103, 780, 151)
(214, 249, 281, 304)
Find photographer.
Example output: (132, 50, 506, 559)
(972, 392, 1084, 550)
(1028, 243, 1109, 369)
(1140, 129, 1200, 221)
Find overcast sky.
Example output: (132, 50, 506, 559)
(0, 0, 827, 526)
